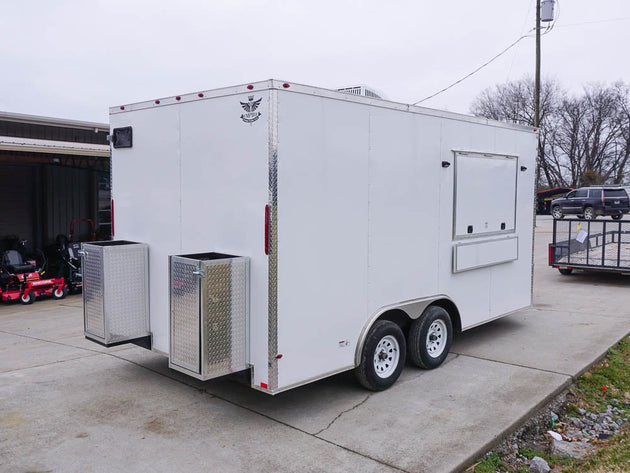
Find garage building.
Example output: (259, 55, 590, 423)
(0, 111, 110, 251)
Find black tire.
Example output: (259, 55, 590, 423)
(551, 206, 563, 219)
(612, 214, 622, 220)
(355, 320, 406, 391)
(407, 306, 453, 369)
(558, 268, 573, 275)
(53, 286, 68, 300)
(20, 291, 34, 305)
(583, 207, 596, 220)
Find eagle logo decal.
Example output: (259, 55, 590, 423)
(240, 96, 262, 123)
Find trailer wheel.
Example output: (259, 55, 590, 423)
(355, 320, 406, 391)
(558, 268, 573, 275)
(53, 286, 68, 300)
(583, 207, 596, 220)
(20, 292, 34, 305)
(407, 306, 452, 370)
(612, 214, 622, 220)
(551, 206, 563, 219)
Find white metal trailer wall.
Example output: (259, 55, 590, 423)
(435, 120, 535, 328)
(367, 109, 441, 312)
(275, 90, 535, 390)
(276, 94, 370, 388)
(112, 107, 182, 353)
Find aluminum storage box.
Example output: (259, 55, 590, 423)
(82, 241, 150, 345)
(169, 253, 249, 380)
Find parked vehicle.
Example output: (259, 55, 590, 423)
(81, 80, 537, 394)
(54, 234, 83, 293)
(0, 238, 66, 304)
(549, 218, 630, 275)
(550, 186, 630, 220)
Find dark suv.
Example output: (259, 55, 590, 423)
(551, 186, 630, 220)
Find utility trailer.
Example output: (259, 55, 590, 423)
(549, 218, 630, 275)
(82, 80, 537, 394)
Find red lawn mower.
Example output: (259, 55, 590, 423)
(0, 239, 66, 304)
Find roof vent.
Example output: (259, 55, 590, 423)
(337, 85, 383, 100)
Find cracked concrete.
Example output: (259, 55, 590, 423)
(313, 394, 371, 436)
(1, 215, 629, 473)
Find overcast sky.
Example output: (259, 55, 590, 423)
(1, 0, 629, 124)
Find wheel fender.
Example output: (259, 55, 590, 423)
(354, 295, 456, 366)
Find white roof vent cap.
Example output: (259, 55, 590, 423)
(337, 85, 385, 100)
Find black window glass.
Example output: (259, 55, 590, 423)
(589, 189, 603, 199)
(575, 189, 588, 198)
(566, 191, 576, 198)
(604, 189, 627, 197)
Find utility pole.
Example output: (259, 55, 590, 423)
(535, 0, 541, 129)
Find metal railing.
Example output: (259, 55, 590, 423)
(550, 218, 630, 270)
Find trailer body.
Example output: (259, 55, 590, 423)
(83, 80, 537, 394)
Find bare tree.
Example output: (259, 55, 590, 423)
(553, 83, 629, 186)
(471, 78, 630, 188)
(470, 77, 564, 188)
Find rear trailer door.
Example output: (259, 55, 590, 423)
(110, 89, 271, 387)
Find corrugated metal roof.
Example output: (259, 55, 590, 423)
(0, 111, 108, 132)
(0, 136, 109, 157)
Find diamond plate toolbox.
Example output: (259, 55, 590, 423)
(82, 241, 150, 345)
(169, 253, 249, 380)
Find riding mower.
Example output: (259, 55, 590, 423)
(0, 238, 66, 304)
(49, 218, 95, 294)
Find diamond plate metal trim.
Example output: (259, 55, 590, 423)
(267, 89, 279, 390)
(201, 258, 249, 378)
(103, 245, 150, 342)
(170, 257, 201, 373)
(82, 242, 149, 345)
(83, 244, 105, 339)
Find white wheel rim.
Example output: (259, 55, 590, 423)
(426, 320, 447, 358)
(373, 335, 400, 378)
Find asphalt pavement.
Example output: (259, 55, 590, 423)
(1, 215, 629, 473)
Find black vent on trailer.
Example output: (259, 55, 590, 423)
(112, 127, 133, 148)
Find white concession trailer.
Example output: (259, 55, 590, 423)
(82, 80, 537, 394)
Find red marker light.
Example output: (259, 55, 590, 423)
(119, 106, 125, 110)
(110, 199, 115, 237)
(260, 382, 268, 389)
(265, 204, 270, 255)
(275, 354, 283, 359)
(282, 83, 290, 88)
(175, 96, 181, 101)
(247, 84, 254, 90)
(198, 93, 204, 98)
(155, 100, 160, 104)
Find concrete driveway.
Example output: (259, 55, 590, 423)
(1, 215, 629, 473)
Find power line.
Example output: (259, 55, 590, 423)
(556, 16, 630, 28)
(412, 32, 534, 105)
